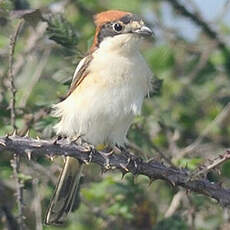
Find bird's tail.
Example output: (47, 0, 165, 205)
(45, 156, 83, 225)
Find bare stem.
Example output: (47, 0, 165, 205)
(9, 20, 24, 130)
(8, 20, 25, 230)
(10, 155, 25, 230)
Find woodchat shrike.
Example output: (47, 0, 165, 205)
(45, 10, 153, 225)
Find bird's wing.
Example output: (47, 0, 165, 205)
(66, 55, 93, 97)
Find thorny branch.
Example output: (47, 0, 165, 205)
(8, 20, 25, 230)
(0, 135, 230, 207)
(9, 20, 24, 130)
(191, 151, 230, 179)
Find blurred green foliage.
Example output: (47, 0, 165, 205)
(45, 14, 79, 51)
(153, 215, 188, 230)
(0, 0, 230, 229)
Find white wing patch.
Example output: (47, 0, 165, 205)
(72, 57, 87, 82)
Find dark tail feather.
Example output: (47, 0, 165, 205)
(45, 157, 83, 225)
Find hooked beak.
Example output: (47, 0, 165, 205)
(133, 25, 153, 37)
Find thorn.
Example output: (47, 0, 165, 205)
(106, 150, 114, 157)
(12, 130, 17, 136)
(121, 171, 128, 180)
(0, 140, 6, 146)
(113, 145, 124, 153)
(53, 136, 60, 145)
(83, 159, 90, 165)
(99, 150, 111, 169)
(216, 168, 221, 176)
(100, 166, 108, 175)
(148, 177, 154, 186)
(32, 143, 42, 147)
(36, 136, 40, 141)
(168, 177, 176, 187)
(119, 163, 129, 172)
(81, 144, 93, 153)
(83, 151, 93, 165)
(25, 130, 30, 137)
(26, 151, 31, 160)
(49, 155, 55, 161)
(88, 151, 93, 163)
(134, 160, 138, 169)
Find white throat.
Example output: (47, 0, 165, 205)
(98, 33, 142, 55)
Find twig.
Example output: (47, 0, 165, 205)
(32, 178, 43, 230)
(190, 150, 230, 180)
(0, 135, 230, 207)
(19, 48, 51, 107)
(10, 156, 25, 230)
(185, 194, 196, 229)
(9, 20, 24, 130)
(164, 190, 186, 218)
(176, 103, 230, 160)
(13, 23, 47, 78)
(8, 19, 25, 230)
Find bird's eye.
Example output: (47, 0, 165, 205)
(113, 23, 123, 32)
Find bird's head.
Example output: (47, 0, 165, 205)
(91, 10, 153, 53)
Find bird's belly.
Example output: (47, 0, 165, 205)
(53, 77, 144, 146)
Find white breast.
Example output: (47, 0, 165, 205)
(53, 37, 152, 146)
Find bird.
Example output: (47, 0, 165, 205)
(45, 10, 153, 225)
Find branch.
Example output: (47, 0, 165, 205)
(0, 135, 230, 207)
(9, 20, 24, 130)
(164, 0, 226, 50)
(8, 19, 26, 230)
(164, 0, 230, 72)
